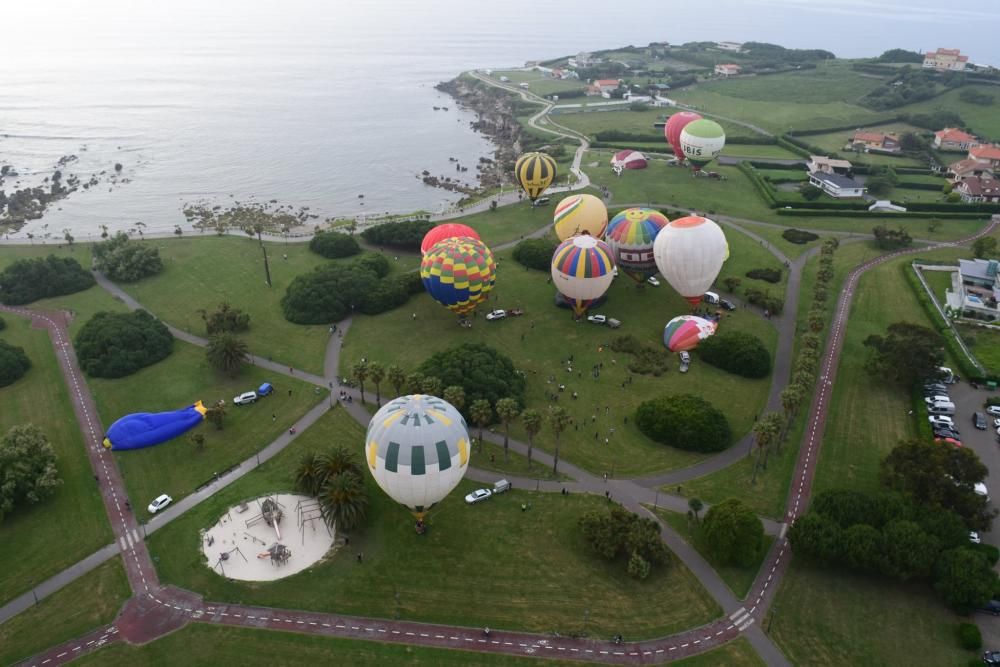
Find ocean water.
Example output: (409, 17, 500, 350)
(1, 0, 996, 239)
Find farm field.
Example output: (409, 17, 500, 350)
(900, 84, 1000, 141)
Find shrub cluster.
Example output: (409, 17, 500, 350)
(416, 343, 525, 409)
(92, 232, 163, 282)
(745, 267, 782, 284)
(360, 220, 435, 251)
(635, 394, 731, 452)
(609, 335, 670, 376)
(0, 255, 95, 305)
(0, 339, 31, 388)
(781, 229, 819, 245)
(75, 310, 174, 378)
(578, 506, 671, 579)
(743, 287, 783, 315)
(512, 238, 558, 271)
(698, 331, 772, 378)
(309, 231, 361, 259)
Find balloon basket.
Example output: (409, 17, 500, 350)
(415, 520, 427, 536)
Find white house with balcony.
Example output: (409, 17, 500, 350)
(808, 172, 866, 198)
(945, 258, 1000, 320)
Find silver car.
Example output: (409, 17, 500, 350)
(464, 488, 492, 505)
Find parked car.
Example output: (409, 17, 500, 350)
(924, 395, 950, 405)
(679, 351, 690, 374)
(606, 318, 622, 329)
(971, 531, 982, 544)
(979, 600, 1000, 616)
(493, 479, 511, 494)
(974, 412, 988, 430)
(233, 391, 258, 405)
(531, 196, 551, 207)
(929, 415, 954, 427)
(984, 649, 1000, 665)
(923, 384, 948, 395)
(257, 383, 274, 397)
(933, 428, 961, 440)
(935, 437, 961, 448)
(719, 299, 737, 311)
(994, 418, 1000, 429)
(646, 276, 660, 287)
(485, 309, 506, 321)
(147, 494, 172, 514)
(703, 291, 720, 305)
(587, 314, 607, 325)
(987, 405, 1000, 417)
(464, 488, 492, 505)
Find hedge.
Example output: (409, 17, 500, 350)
(775, 208, 987, 220)
(895, 182, 945, 192)
(748, 161, 803, 171)
(776, 135, 812, 158)
(789, 115, 903, 137)
(739, 162, 778, 208)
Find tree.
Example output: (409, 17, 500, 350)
(75, 310, 173, 378)
(635, 394, 731, 453)
(309, 231, 361, 259)
(780, 385, 804, 428)
(880, 519, 939, 580)
(688, 497, 704, 524)
(360, 219, 435, 251)
(404, 372, 425, 395)
(697, 331, 771, 378)
(421, 375, 443, 398)
(578, 506, 670, 576)
(798, 183, 823, 201)
(872, 225, 912, 250)
(206, 333, 250, 377)
(495, 398, 520, 462)
(863, 322, 944, 388)
(972, 236, 998, 259)
(469, 399, 493, 450)
(205, 402, 226, 430)
(188, 432, 206, 452)
(0, 425, 62, 522)
(352, 360, 370, 404)
(0, 340, 31, 388)
(442, 385, 466, 412)
(368, 362, 386, 406)
(842, 523, 883, 572)
(898, 132, 924, 152)
(317, 470, 368, 531)
(199, 302, 250, 335)
(387, 365, 406, 398)
(0, 255, 94, 305)
(702, 499, 763, 567)
(877, 48, 924, 63)
(722, 276, 741, 293)
(933, 547, 999, 613)
(865, 175, 894, 197)
(294, 452, 328, 496)
(92, 232, 163, 282)
(807, 311, 825, 333)
(417, 343, 526, 408)
(750, 414, 780, 482)
(787, 512, 843, 563)
(521, 408, 543, 467)
(548, 405, 572, 476)
(512, 238, 559, 271)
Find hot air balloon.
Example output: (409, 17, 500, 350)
(605, 208, 669, 284)
(553, 194, 608, 241)
(550, 234, 616, 318)
(366, 394, 470, 523)
(679, 119, 726, 172)
(663, 315, 717, 352)
(103, 401, 208, 451)
(664, 111, 702, 162)
(514, 152, 557, 202)
(420, 237, 496, 316)
(420, 223, 480, 255)
(653, 216, 729, 307)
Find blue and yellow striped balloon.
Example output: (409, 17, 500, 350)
(420, 237, 496, 316)
(550, 234, 616, 317)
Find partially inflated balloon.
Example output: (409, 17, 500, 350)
(421, 238, 496, 316)
(605, 208, 669, 283)
(366, 394, 470, 521)
(665, 111, 702, 162)
(653, 216, 729, 306)
(553, 194, 608, 241)
(420, 223, 480, 255)
(514, 152, 557, 201)
(679, 119, 726, 171)
(550, 235, 616, 318)
(663, 315, 717, 352)
(103, 401, 208, 451)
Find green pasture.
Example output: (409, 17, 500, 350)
(552, 108, 761, 140)
(455, 198, 563, 248)
(87, 340, 322, 515)
(146, 409, 722, 639)
(956, 323, 1000, 376)
(0, 315, 113, 605)
(696, 62, 884, 106)
(790, 122, 926, 167)
(731, 222, 826, 260)
(901, 84, 1000, 140)
(340, 247, 777, 477)
(919, 267, 954, 304)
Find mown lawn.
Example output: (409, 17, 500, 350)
(654, 508, 773, 600)
(146, 409, 722, 639)
(0, 315, 113, 606)
(450, 199, 560, 248)
(553, 108, 761, 141)
(0, 558, 131, 666)
(487, 69, 588, 97)
(87, 340, 323, 516)
(919, 266, 955, 305)
(956, 322, 1000, 376)
(77, 623, 764, 666)
(795, 122, 926, 168)
(729, 221, 826, 260)
(340, 246, 776, 477)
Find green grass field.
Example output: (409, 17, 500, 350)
(918, 266, 955, 305)
(488, 70, 587, 97)
(0, 315, 113, 605)
(956, 323, 1000, 376)
(552, 108, 761, 140)
(0, 558, 131, 666)
(87, 340, 323, 515)
(900, 84, 1000, 141)
(654, 508, 774, 599)
(730, 221, 826, 260)
(450, 199, 561, 248)
(769, 563, 968, 666)
(146, 409, 722, 639)
(795, 122, 926, 168)
(340, 247, 777, 477)
(76, 623, 764, 666)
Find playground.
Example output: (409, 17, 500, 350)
(200, 493, 336, 582)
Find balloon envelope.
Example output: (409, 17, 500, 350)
(553, 194, 608, 241)
(366, 395, 470, 519)
(679, 119, 726, 170)
(103, 401, 208, 451)
(420, 237, 496, 315)
(665, 111, 702, 161)
(550, 234, 616, 317)
(420, 223, 480, 255)
(663, 315, 717, 352)
(653, 216, 729, 306)
(514, 152, 557, 201)
(605, 208, 669, 283)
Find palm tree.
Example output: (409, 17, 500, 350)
(294, 452, 327, 496)
(443, 385, 466, 412)
(319, 445, 361, 479)
(404, 372, 425, 395)
(751, 413, 781, 483)
(779, 385, 804, 448)
(317, 471, 368, 531)
(421, 375, 443, 397)
(469, 399, 493, 451)
(548, 405, 571, 476)
(761, 413, 784, 462)
(206, 333, 249, 377)
(521, 408, 542, 467)
(495, 398, 520, 462)
(688, 497, 704, 524)
(352, 360, 370, 404)
(387, 364, 406, 398)
(368, 362, 386, 406)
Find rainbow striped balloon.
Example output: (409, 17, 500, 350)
(605, 208, 669, 284)
(550, 235, 616, 318)
(663, 315, 717, 352)
(553, 194, 608, 241)
(420, 238, 496, 316)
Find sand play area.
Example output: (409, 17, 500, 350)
(200, 493, 336, 582)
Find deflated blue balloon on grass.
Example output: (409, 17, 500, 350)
(103, 401, 208, 451)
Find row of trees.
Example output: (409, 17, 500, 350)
(0, 255, 94, 305)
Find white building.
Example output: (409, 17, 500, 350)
(716, 41, 743, 52)
(945, 259, 1000, 320)
(808, 172, 866, 198)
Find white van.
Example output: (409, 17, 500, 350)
(928, 401, 956, 416)
(703, 291, 720, 305)
(493, 479, 512, 494)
